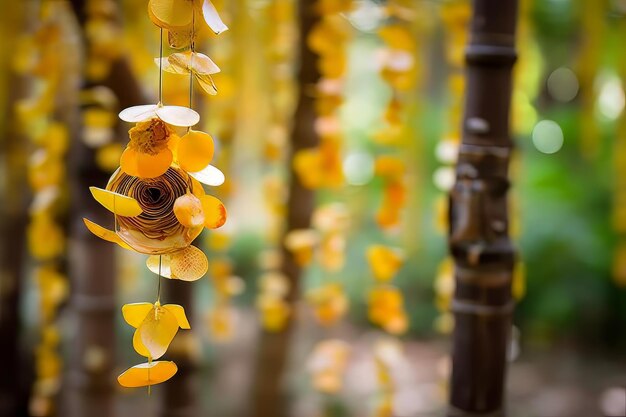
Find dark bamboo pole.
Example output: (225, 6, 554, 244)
(0, 59, 29, 417)
(1, 5, 35, 416)
(251, 1, 319, 416)
(447, 1, 518, 416)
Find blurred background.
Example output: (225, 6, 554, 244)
(0, 0, 625, 416)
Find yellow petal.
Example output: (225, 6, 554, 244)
(149, 0, 193, 28)
(189, 164, 224, 185)
(200, 195, 227, 229)
(366, 245, 405, 282)
(155, 105, 199, 127)
(117, 361, 178, 388)
(195, 73, 217, 95)
(122, 303, 154, 328)
(137, 304, 179, 360)
(119, 104, 158, 123)
(200, 0, 228, 34)
(146, 254, 173, 278)
(173, 193, 205, 228)
(83, 218, 133, 250)
(163, 304, 191, 329)
(89, 187, 143, 217)
(170, 246, 208, 281)
(177, 130, 214, 172)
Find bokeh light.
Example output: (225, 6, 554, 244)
(343, 151, 375, 186)
(546, 67, 579, 103)
(531, 120, 564, 154)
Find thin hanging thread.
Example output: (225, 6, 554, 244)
(113, 195, 118, 232)
(188, 12, 195, 131)
(156, 254, 163, 304)
(158, 28, 164, 104)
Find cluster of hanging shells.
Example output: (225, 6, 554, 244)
(85, 0, 228, 388)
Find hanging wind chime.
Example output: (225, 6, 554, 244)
(84, 0, 229, 389)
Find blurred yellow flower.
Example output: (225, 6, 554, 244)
(306, 283, 349, 326)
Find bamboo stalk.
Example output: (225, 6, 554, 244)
(0, 56, 29, 417)
(251, 0, 320, 416)
(448, 1, 518, 416)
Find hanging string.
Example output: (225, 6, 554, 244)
(156, 255, 162, 304)
(188, 12, 196, 131)
(158, 27, 164, 104)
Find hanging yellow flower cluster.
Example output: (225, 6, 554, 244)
(256, 271, 292, 332)
(372, 337, 406, 417)
(430, 1, 470, 335)
(374, 155, 407, 230)
(255, 0, 297, 331)
(85, 0, 229, 388)
(206, 254, 244, 341)
(370, 0, 421, 231)
(14, 4, 72, 415)
(293, 0, 353, 189)
(285, 204, 351, 327)
(433, 257, 454, 334)
(260, 0, 296, 195)
(84, 0, 123, 81)
(366, 245, 408, 335)
(306, 339, 351, 394)
(81, 0, 124, 173)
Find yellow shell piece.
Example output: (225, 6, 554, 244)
(133, 149, 174, 179)
(149, 0, 194, 28)
(378, 25, 415, 52)
(89, 186, 143, 217)
(200, 195, 226, 229)
(256, 295, 290, 332)
(367, 286, 408, 335)
(162, 304, 191, 329)
(207, 305, 233, 342)
(83, 218, 133, 250)
(169, 246, 208, 281)
(161, 51, 220, 75)
(146, 254, 174, 278)
(195, 72, 218, 95)
(173, 193, 205, 228)
(366, 245, 405, 282)
(120, 147, 141, 177)
(306, 283, 349, 327)
(177, 130, 215, 173)
(117, 361, 178, 388)
(136, 304, 179, 360)
(27, 214, 65, 261)
(122, 303, 154, 328)
(191, 177, 205, 197)
(133, 329, 152, 358)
